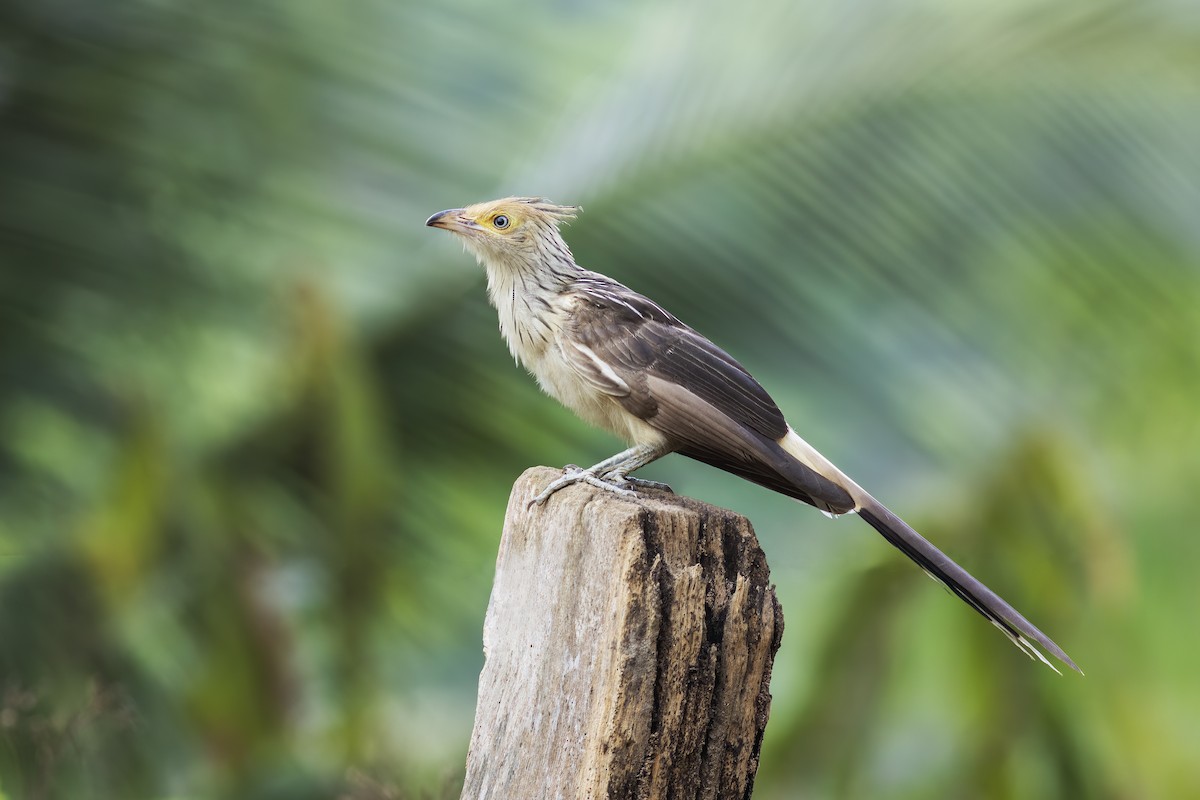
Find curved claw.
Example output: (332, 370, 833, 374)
(616, 475, 674, 494)
(528, 467, 639, 508)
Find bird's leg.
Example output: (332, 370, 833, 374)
(599, 443, 675, 493)
(530, 443, 672, 506)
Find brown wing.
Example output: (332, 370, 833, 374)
(566, 274, 854, 511)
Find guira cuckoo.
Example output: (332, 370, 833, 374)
(426, 196, 1078, 673)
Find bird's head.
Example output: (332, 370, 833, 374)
(425, 197, 580, 271)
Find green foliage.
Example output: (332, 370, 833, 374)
(1, 0, 1197, 797)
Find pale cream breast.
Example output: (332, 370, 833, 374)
(486, 266, 666, 449)
(525, 332, 660, 446)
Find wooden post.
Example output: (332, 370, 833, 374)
(460, 467, 783, 800)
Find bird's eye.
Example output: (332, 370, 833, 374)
(493, 214, 510, 229)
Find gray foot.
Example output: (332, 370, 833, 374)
(529, 467, 638, 507)
(617, 475, 673, 494)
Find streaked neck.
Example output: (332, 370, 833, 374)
(483, 254, 579, 366)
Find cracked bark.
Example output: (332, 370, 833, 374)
(460, 467, 783, 800)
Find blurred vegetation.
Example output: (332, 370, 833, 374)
(1, 0, 1197, 797)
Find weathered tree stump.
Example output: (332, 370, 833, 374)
(460, 467, 783, 800)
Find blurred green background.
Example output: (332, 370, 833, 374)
(1, 0, 1197, 797)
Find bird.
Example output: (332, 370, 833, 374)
(426, 196, 1079, 674)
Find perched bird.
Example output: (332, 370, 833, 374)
(426, 196, 1079, 673)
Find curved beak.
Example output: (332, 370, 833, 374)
(425, 208, 480, 233)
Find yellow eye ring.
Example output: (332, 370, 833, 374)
(493, 214, 510, 229)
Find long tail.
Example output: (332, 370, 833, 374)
(857, 495, 1081, 674)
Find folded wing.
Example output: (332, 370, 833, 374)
(565, 274, 855, 512)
